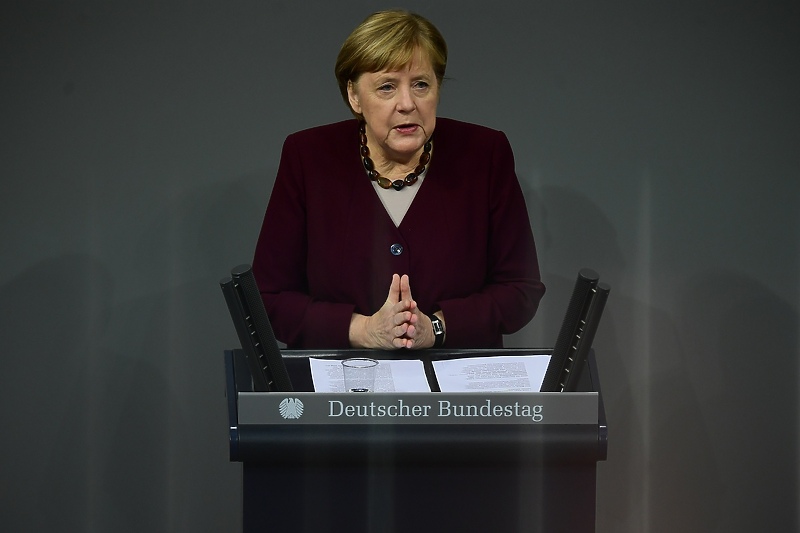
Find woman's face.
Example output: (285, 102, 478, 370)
(347, 49, 439, 166)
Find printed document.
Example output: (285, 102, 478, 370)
(432, 354, 551, 392)
(310, 358, 431, 393)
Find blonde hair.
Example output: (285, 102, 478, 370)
(335, 10, 448, 117)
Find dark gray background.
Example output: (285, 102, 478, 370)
(2, 1, 798, 531)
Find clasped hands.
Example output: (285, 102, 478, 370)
(349, 274, 443, 350)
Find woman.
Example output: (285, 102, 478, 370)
(253, 10, 545, 350)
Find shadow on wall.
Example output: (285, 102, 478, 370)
(109, 168, 274, 531)
(508, 183, 625, 347)
(128, 170, 272, 288)
(520, 184, 659, 532)
(601, 293, 723, 533)
(0, 254, 170, 532)
(517, 183, 728, 532)
(0, 259, 242, 531)
(531, 184, 626, 279)
(196, 171, 272, 271)
(663, 270, 799, 532)
(517, 185, 799, 531)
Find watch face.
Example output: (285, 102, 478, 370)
(432, 318, 444, 336)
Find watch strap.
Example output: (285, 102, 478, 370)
(430, 315, 445, 348)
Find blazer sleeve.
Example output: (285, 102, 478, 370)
(434, 131, 545, 347)
(252, 133, 355, 348)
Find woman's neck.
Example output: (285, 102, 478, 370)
(366, 133, 427, 180)
(372, 151, 423, 179)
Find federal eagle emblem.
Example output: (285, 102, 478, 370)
(279, 398, 304, 420)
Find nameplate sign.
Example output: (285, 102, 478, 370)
(237, 392, 598, 425)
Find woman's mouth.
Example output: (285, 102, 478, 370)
(394, 124, 419, 134)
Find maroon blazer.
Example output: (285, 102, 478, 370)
(253, 118, 545, 349)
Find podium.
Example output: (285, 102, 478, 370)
(225, 348, 607, 533)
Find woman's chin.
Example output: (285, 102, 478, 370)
(386, 136, 427, 158)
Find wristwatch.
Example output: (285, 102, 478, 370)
(430, 314, 445, 348)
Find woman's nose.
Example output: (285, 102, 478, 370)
(395, 86, 416, 112)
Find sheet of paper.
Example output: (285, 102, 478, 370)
(432, 354, 551, 392)
(309, 358, 431, 393)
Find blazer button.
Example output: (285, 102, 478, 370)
(390, 243, 404, 256)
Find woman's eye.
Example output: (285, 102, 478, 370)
(377, 84, 394, 92)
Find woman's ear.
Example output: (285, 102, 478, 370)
(347, 80, 362, 115)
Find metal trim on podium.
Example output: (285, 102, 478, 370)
(225, 348, 608, 533)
